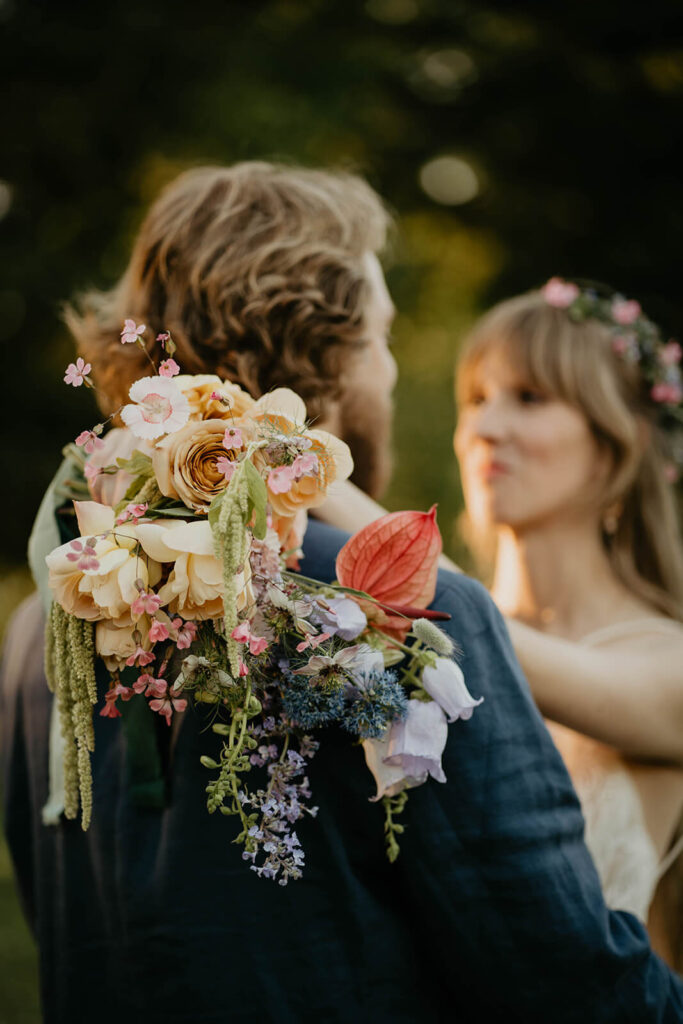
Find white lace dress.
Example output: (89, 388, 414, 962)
(547, 618, 683, 922)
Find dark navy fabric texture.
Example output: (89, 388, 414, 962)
(2, 517, 682, 1023)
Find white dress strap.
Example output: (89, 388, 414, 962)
(656, 832, 683, 882)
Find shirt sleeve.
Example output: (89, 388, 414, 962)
(395, 571, 683, 1023)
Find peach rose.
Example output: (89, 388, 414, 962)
(46, 502, 162, 621)
(238, 389, 353, 518)
(136, 519, 253, 620)
(175, 374, 255, 421)
(151, 419, 241, 512)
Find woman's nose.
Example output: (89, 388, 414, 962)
(471, 396, 510, 441)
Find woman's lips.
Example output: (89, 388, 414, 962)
(478, 459, 510, 481)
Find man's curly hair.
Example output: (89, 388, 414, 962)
(65, 162, 392, 423)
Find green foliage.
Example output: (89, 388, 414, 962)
(116, 449, 154, 478)
(383, 790, 409, 863)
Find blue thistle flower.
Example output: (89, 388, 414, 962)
(342, 670, 408, 740)
(280, 672, 345, 729)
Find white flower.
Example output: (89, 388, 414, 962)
(347, 647, 385, 690)
(362, 724, 432, 802)
(120, 375, 190, 440)
(293, 643, 369, 677)
(266, 584, 316, 633)
(313, 596, 367, 641)
(421, 657, 483, 722)
(383, 698, 448, 785)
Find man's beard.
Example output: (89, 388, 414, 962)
(338, 386, 393, 500)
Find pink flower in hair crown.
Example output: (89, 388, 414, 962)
(651, 382, 683, 405)
(611, 298, 642, 325)
(660, 341, 683, 367)
(541, 277, 580, 308)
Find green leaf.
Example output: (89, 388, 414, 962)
(208, 490, 225, 535)
(116, 449, 154, 478)
(243, 458, 268, 540)
(146, 505, 199, 518)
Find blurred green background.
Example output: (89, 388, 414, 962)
(2, 0, 683, 1018)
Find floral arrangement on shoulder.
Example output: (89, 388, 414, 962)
(47, 322, 482, 883)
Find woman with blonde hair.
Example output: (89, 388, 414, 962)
(452, 280, 683, 966)
(320, 278, 683, 967)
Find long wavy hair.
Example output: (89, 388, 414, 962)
(456, 290, 683, 620)
(65, 162, 391, 424)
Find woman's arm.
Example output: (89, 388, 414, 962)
(316, 480, 462, 572)
(507, 618, 683, 765)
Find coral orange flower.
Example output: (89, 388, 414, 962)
(335, 507, 445, 635)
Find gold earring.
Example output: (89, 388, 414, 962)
(602, 501, 623, 536)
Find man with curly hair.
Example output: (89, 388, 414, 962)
(2, 163, 682, 1023)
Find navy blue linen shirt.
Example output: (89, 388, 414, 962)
(2, 518, 682, 1023)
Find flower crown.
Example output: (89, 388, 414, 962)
(541, 277, 683, 482)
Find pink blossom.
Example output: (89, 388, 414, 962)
(120, 376, 190, 441)
(157, 332, 170, 347)
(115, 502, 149, 526)
(99, 692, 121, 718)
(84, 463, 100, 484)
(133, 672, 156, 695)
(64, 357, 92, 387)
(210, 390, 225, 402)
(231, 621, 269, 656)
(149, 689, 188, 725)
(171, 618, 197, 650)
(131, 590, 162, 618)
(222, 426, 243, 449)
(541, 278, 580, 309)
(215, 455, 237, 481)
(292, 453, 319, 479)
(268, 464, 295, 494)
(296, 631, 332, 653)
(75, 430, 105, 455)
(158, 358, 180, 378)
(660, 341, 682, 367)
(120, 319, 146, 345)
(111, 682, 134, 702)
(148, 619, 171, 643)
(99, 685, 131, 719)
(125, 646, 156, 668)
(238, 661, 249, 677)
(651, 382, 683, 404)
(146, 678, 168, 699)
(664, 462, 680, 484)
(65, 539, 100, 572)
(611, 298, 641, 325)
(132, 674, 167, 698)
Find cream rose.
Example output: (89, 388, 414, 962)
(46, 502, 161, 621)
(95, 616, 152, 672)
(152, 419, 241, 512)
(136, 519, 253, 620)
(175, 374, 255, 421)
